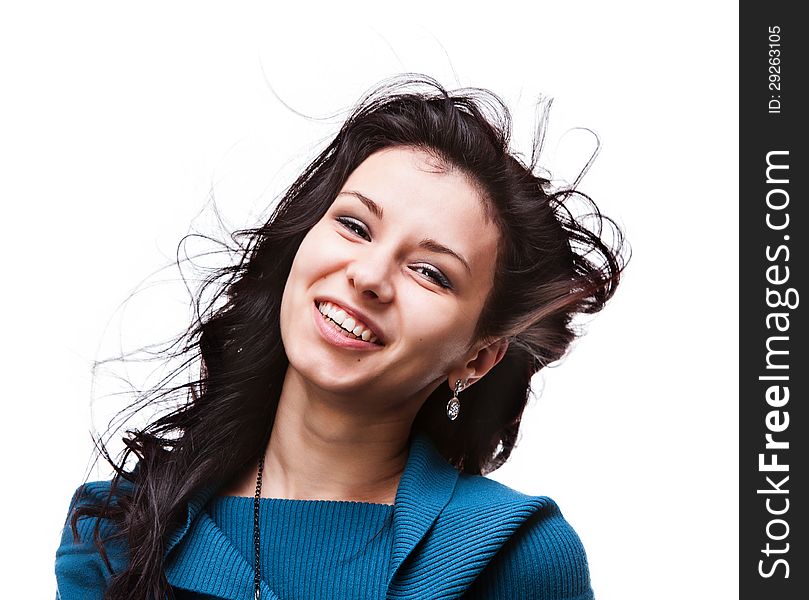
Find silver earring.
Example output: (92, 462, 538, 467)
(446, 378, 465, 421)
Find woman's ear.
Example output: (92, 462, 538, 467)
(449, 338, 509, 390)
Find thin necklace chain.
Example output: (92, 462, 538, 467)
(253, 453, 265, 600)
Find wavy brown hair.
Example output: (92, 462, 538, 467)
(68, 73, 628, 599)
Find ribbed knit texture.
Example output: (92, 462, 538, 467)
(207, 496, 394, 600)
(55, 430, 595, 599)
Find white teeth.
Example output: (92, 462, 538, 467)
(317, 301, 379, 344)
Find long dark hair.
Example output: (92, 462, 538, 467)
(70, 73, 628, 599)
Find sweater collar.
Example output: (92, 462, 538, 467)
(386, 429, 460, 587)
(162, 429, 456, 544)
(162, 430, 534, 599)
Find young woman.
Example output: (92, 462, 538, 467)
(55, 74, 627, 600)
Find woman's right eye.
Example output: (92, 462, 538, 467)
(336, 216, 370, 240)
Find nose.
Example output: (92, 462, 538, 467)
(345, 249, 394, 303)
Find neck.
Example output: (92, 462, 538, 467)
(225, 365, 430, 505)
(263, 421, 407, 505)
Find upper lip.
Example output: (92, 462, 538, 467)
(315, 297, 387, 345)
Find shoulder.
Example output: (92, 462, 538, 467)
(453, 474, 595, 600)
(54, 479, 132, 600)
(60, 478, 133, 541)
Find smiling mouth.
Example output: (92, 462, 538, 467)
(314, 301, 383, 346)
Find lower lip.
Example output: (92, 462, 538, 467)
(312, 301, 382, 351)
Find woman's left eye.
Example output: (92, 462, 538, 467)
(410, 265, 452, 289)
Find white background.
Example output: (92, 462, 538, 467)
(0, 2, 738, 598)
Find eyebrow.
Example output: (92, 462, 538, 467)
(337, 190, 472, 275)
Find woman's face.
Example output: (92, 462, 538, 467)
(279, 146, 503, 415)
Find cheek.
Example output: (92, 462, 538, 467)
(283, 249, 318, 305)
(406, 307, 470, 359)
(294, 228, 338, 279)
(280, 238, 319, 321)
(280, 228, 340, 322)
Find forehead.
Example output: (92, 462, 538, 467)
(338, 146, 500, 284)
(341, 147, 492, 223)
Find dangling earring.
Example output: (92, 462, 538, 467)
(446, 378, 465, 421)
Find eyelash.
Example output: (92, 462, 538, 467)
(335, 216, 453, 289)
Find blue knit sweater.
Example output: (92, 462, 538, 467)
(55, 431, 595, 599)
(209, 495, 395, 598)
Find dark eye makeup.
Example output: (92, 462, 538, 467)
(335, 216, 453, 290)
